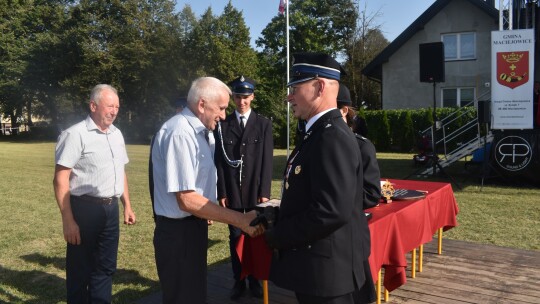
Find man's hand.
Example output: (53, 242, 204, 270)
(62, 216, 81, 245)
(249, 206, 278, 229)
(257, 197, 269, 204)
(124, 208, 136, 225)
(241, 210, 265, 237)
(219, 197, 228, 207)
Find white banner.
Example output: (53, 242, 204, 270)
(491, 29, 535, 129)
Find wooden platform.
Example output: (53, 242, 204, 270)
(136, 239, 540, 304)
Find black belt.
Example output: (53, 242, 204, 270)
(73, 195, 118, 205)
(155, 215, 198, 222)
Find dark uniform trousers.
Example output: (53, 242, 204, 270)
(295, 259, 375, 304)
(67, 195, 119, 304)
(153, 215, 208, 304)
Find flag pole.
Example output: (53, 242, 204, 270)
(286, 0, 291, 157)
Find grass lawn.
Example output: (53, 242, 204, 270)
(0, 141, 538, 303)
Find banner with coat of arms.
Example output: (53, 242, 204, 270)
(491, 29, 535, 129)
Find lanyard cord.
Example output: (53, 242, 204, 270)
(217, 121, 244, 186)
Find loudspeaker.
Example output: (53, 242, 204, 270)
(419, 42, 445, 83)
(478, 100, 491, 124)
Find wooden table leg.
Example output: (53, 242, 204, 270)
(376, 269, 381, 304)
(419, 244, 424, 272)
(263, 280, 268, 304)
(411, 248, 417, 278)
(438, 228, 443, 254)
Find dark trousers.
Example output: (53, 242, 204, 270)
(295, 292, 356, 304)
(295, 286, 375, 304)
(295, 260, 375, 304)
(154, 216, 208, 304)
(228, 208, 257, 284)
(66, 196, 119, 304)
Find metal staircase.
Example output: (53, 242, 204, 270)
(417, 91, 494, 176)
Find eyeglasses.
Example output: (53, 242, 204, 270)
(289, 86, 300, 95)
(289, 79, 319, 95)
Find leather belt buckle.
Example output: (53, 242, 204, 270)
(156, 215, 195, 221)
(79, 195, 116, 205)
(100, 197, 114, 205)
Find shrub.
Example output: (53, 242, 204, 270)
(362, 107, 478, 153)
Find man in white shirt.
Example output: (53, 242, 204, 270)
(151, 76, 263, 303)
(54, 84, 136, 304)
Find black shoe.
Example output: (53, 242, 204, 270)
(230, 279, 246, 300)
(248, 279, 263, 298)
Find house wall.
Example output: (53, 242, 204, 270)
(382, 0, 497, 109)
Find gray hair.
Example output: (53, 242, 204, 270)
(90, 84, 118, 105)
(187, 77, 231, 106)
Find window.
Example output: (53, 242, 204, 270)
(442, 32, 476, 60)
(442, 88, 475, 107)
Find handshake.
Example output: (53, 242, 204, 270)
(249, 206, 279, 229)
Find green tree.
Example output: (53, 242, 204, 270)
(343, 2, 389, 110)
(256, 0, 358, 147)
(186, 2, 256, 82)
(0, 0, 71, 130)
(177, 5, 199, 90)
(186, 8, 217, 77)
(23, 0, 73, 127)
(58, 0, 184, 140)
(0, 0, 26, 129)
(113, 0, 185, 137)
(213, 2, 257, 81)
(257, 0, 358, 67)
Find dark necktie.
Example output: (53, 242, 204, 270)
(240, 116, 245, 132)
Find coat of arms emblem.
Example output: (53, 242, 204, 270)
(496, 51, 529, 89)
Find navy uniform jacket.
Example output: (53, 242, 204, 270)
(356, 134, 381, 209)
(265, 109, 371, 297)
(214, 111, 273, 208)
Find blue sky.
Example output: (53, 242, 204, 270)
(175, 0, 435, 47)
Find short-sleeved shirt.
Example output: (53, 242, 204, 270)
(55, 115, 129, 198)
(151, 108, 217, 218)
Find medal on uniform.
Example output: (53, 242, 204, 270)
(284, 149, 300, 192)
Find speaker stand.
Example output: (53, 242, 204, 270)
(430, 82, 438, 175)
(479, 123, 489, 190)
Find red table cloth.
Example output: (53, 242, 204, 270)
(367, 179, 459, 291)
(237, 179, 459, 292)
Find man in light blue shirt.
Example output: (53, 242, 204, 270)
(54, 84, 136, 304)
(151, 77, 263, 304)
